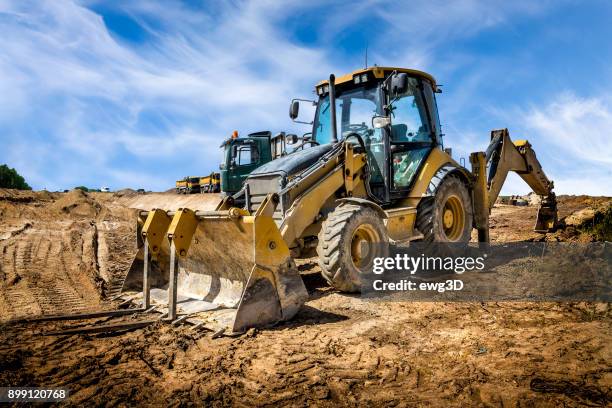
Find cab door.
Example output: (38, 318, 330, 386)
(387, 77, 436, 200)
(227, 139, 260, 193)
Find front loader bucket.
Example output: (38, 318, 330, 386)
(122, 203, 308, 334)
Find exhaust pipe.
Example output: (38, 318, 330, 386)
(329, 74, 338, 143)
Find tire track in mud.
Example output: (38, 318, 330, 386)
(0, 224, 102, 321)
(95, 219, 137, 298)
(0, 191, 139, 321)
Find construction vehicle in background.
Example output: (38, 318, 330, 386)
(175, 176, 201, 194)
(122, 66, 558, 334)
(174, 177, 187, 193)
(199, 172, 221, 193)
(176, 131, 287, 196)
(219, 130, 288, 195)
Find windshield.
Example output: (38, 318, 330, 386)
(312, 85, 382, 145)
(313, 85, 385, 182)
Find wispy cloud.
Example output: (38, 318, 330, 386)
(0, 0, 609, 196)
(525, 93, 612, 166)
(0, 0, 332, 190)
(490, 92, 612, 196)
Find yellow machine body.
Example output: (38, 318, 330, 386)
(122, 67, 557, 332)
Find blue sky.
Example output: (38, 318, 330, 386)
(1, 0, 611, 194)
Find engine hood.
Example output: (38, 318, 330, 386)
(248, 143, 334, 179)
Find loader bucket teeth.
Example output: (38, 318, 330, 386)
(121, 206, 308, 334)
(121, 210, 171, 292)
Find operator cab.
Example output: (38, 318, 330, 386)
(290, 67, 442, 205)
(219, 135, 263, 194)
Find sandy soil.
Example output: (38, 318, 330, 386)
(0, 189, 610, 406)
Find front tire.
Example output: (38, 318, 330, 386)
(317, 203, 388, 292)
(415, 175, 473, 242)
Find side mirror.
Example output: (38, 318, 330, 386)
(372, 116, 391, 129)
(289, 100, 299, 120)
(285, 134, 299, 145)
(391, 73, 408, 96)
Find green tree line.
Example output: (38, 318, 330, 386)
(0, 164, 32, 190)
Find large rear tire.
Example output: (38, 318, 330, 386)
(317, 203, 388, 292)
(415, 175, 473, 242)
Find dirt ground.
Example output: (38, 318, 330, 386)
(0, 189, 610, 406)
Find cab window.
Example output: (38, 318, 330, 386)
(235, 144, 259, 166)
(392, 148, 430, 189)
(388, 77, 434, 191)
(388, 78, 431, 143)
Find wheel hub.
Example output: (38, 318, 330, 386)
(351, 224, 379, 267)
(442, 195, 465, 241)
(443, 209, 454, 228)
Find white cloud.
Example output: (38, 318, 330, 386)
(525, 93, 612, 165)
(0, 0, 333, 190)
(491, 93, 612, 196)
(0, 0, 599, 195)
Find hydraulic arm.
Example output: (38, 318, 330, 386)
(484, 128, 558, 232)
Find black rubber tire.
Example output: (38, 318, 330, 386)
(317, 203, 388, 292)
(415, 175, 473, 242)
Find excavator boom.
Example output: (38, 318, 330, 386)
(483, 128, 558, 232)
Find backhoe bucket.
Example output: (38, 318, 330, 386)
(535, 205, 557, 232)
(534, 194, 558, 232)
(121, 205, 308, 333)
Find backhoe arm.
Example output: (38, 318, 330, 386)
(485, 128, 558, 232)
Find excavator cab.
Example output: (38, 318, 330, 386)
(299, 68, 442, 205)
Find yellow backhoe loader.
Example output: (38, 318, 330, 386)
(121, 67, 557, 334)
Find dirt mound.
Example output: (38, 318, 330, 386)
(0, 190, 137, 321)
(50, 189, 101, 218)
(0, 188, 56, 203)
(565, 208, 596, 227)
(0, 221, 104, 321)
(559, 203, 612, 241)
(525, 192, 541, 206)
(113, 188, 137, 198)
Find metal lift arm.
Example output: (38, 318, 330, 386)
(484, 128, 558, 232)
